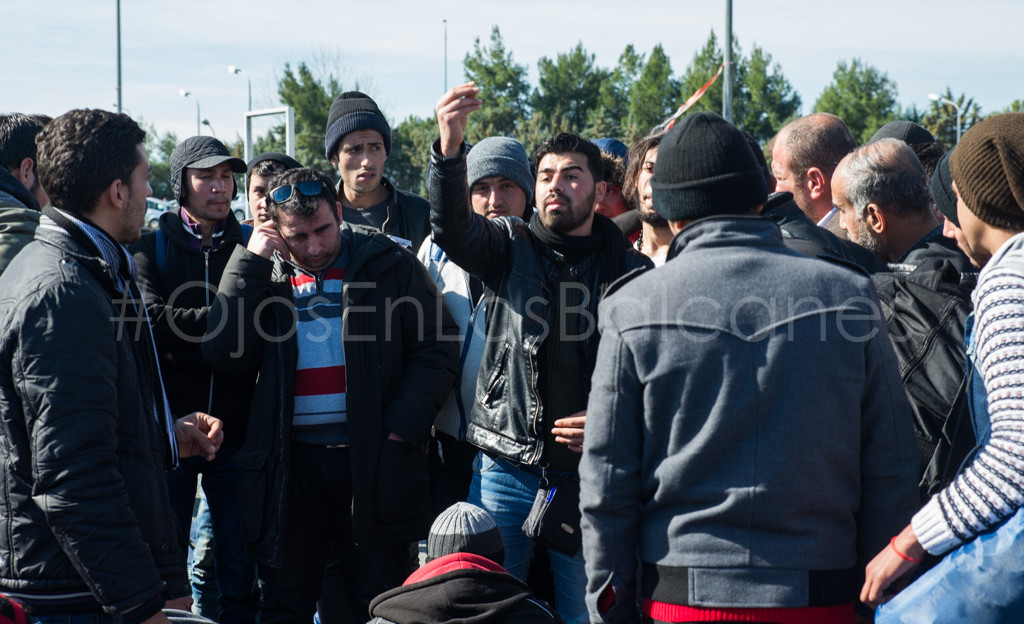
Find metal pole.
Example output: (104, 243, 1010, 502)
(722, 0, 733, 122)
(195, 98, 201, 136)
(443, 19, 448, 92)
(247, 76, 252, 112)
(116, 0, 122, 113)
(955, 106, 962, 145)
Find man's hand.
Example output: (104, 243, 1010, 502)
(552, 410, 586, 454)
(435, 82, 482, 158)
(164, 596, 194, 611)
(175, 412, 223, 461)
(248, 220, 290, 261)
(860, 525, 925, 608)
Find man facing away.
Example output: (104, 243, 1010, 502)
(581, 111, 917, 624)
(429, 81, 652, 624)
(0, 109, 222, 624)
(0, 113, 49, 275)
(202, 167, 458, 624)
(325, 91, 431, 249)
(131, 136, 259, 624)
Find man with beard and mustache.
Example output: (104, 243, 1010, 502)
(623, 131, 673, 266)
(429, 82, 652, 624)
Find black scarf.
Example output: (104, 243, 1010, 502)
(528, 211, 630, 296)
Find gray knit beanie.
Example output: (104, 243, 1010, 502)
(466, 137, 534, 202)
(427, 502, 505, 565)
(324, 91, 392, 161)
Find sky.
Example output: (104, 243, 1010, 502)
(4, 0, 1023, 148)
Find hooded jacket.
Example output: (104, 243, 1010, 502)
(0, 167, 40, 276)
(368, 553, 562, 624)
(202, 223, 459, 566)
(131, 208, 257, 447)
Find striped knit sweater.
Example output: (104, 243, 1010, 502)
(913, 231, 1024, 554)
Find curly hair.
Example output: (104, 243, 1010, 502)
(35, 109, 145, 217)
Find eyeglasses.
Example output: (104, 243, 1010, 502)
(269, 180, 328, 203)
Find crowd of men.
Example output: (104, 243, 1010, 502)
(0, 83, 1023, 624)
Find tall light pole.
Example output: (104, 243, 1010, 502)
(179, 89, 200, 136)
(929, 93, 962, 145)
(115, 0, 122, 113)
(442, 19, 448, 92)
(722, 0, 733, 122)
(228, 65, 252, 111)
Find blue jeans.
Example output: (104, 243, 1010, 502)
(468, 452, 588, 624)
(167, 447, 258, 624)
(190, 490, 220, 620)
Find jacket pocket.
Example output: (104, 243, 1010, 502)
(375, 439, 429, 523)
(481, 343, 511, 408)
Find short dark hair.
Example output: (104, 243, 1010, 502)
(35, 109, 146, 217)
(248, 159, 289, 194)
(534, 133, 604, 184)
(266, 168, 338, 223)
(623, 130, 667, 211)
(0, 114, 47, 171)
(779, 113, 856, 179)
(911, 140, 948, 181)
(600, 152, 625, 188)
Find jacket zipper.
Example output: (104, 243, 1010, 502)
(203, 247, 214, 414)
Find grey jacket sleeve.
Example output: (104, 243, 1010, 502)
(856, 313, 920, 567)
(580, 308, 645, 624)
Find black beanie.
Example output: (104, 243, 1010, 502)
(652, 112, 768, 221)
(870, 120, 935, 146)
(931, 151, 958, 227)
(324, 91, 392, 161)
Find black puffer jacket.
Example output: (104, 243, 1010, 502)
(429, 142, 651, 466)
(131, 209, 257, 447)
(0, 222, 186, 614)
(202, 224, 459, 566)
(339, 176, 431, 250)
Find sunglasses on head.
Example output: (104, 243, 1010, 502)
(269, 180, 328, 203)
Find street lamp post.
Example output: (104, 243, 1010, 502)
(929, 92, 962, 145)
(228, 65, 252, 111)
(179, 89, 201, 136)
(442, 19, 448, 92)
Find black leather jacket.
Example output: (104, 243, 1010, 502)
(428, 142, 651, 466)
(0, 223, 186, 614)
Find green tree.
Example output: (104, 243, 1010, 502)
(388, 115, 437, 197)
(585, 44, 645, 141)
(627, 45, 679, 140)
(463, 26, 532, 142)
(739, 46, 800, 144)
(1006, 100, 1024, 113)
(922, 88, 982, 146)
(145, 125, 179, 202)
(677, 32, 799, 144)
(814, 59, 899, 144)
(532, 42, 608, 136)
(252, 62, 341, 175)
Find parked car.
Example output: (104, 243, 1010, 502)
(231, 196, 249, 222)
(145, 198, 172, 230)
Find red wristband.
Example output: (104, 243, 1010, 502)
(890, 536, 923, 563)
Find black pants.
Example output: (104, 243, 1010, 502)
(257, 443, 413, 624)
